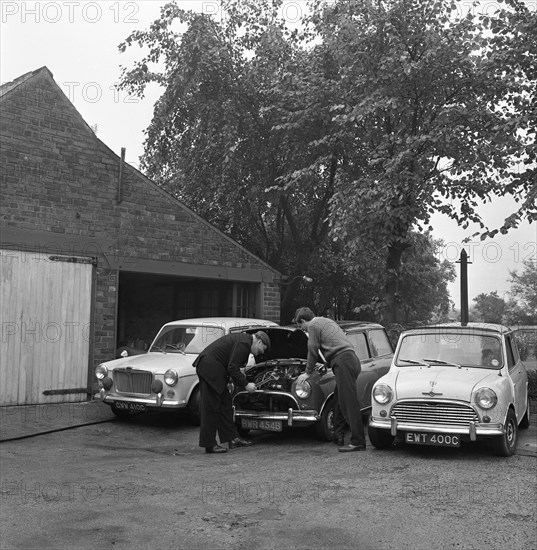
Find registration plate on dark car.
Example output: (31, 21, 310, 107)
(241, 419, 282, 432)
(114, 401, 146, 413)
(405, 432, 460, 447)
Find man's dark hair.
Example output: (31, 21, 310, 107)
(292, 307, 315, 324)
(254, 331, 271, 351)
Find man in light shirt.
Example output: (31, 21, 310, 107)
(294, 307, 366, 452)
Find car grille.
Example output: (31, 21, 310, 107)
(392, 401, 479, 426)
(234, 393, 298, 413)
(114, 369, 153, 395)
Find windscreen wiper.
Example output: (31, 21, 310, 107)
(422, 358, 461, 368)
(398, 358, 430, 366)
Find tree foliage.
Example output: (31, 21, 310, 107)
(473, 291, 506, 323)
(117, 0, 535, 324)
(509, 259, 537, 322)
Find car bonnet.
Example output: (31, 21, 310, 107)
(394, 366, 497, 402)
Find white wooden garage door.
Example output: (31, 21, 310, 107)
(0, 250, 93, 405)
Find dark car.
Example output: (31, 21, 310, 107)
(232, 322, 394, 440)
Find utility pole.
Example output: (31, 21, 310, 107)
(457, 249, 471, 326)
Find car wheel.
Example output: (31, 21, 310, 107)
(237, 427, 251, 437)
(519, 397, 530, 429)
(187, 386, 201, 426)
(493, 408, 518, 457)
(315, 399, 335, 441)
(367, 425, 395, 449)
(111, 404, 131, 418)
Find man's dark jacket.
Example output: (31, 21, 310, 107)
(193, 333, 252, 393)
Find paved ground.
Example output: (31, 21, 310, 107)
(2, 404, 536, 550)
(1, 399, 535, 456)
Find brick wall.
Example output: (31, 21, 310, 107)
(1, 68, 281, 368)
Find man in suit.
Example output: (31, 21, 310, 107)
(193, 330, 271, 454)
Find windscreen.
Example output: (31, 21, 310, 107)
(396, 332, 503, 369)
(150, 325, 226, 354)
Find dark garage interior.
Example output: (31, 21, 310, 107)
(116, 271, 259, 353)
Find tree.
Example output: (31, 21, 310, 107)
(473, 291, 506, 323)
(116, 0, 529, 323)
(509, 259, 537, 323)
(117, 0, 342, 322)
(302, 0, 536, 323)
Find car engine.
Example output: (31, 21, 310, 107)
(245, 360, 308, 392)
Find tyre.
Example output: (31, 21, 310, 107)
(493, 408, 518, 457)
(519, 397, 530, 429)
(187, 386, 201, 425)
(315, 399, 335, 441)
(237, 427, 251, 437)
(367, 425, 395, 449)
(111, 404, 131, 418)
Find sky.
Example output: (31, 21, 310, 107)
(2, 0, 536, 310)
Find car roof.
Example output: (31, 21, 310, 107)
(402, 322, 511, 335)
(160, 317, 278, 330)
(336, 320, 386, 330)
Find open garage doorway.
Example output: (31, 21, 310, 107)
(116, 271, 259, 356)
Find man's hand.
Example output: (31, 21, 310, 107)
(245, 382, 256, 393)
(296, 373, 311, 384)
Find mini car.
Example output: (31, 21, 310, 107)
(94, 317, 278, 421)
(232, 322, 394, 440)
(368, 323, 530, 456)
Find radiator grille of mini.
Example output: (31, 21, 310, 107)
(392, 402, 479, 426)
(234, 393, 298, 413)
(114, 369, 153, 395)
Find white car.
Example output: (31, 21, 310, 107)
(95, 317, 278, 422)
(368, 323, 530, 456)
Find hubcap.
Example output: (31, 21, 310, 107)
(506, 420, 515, 445)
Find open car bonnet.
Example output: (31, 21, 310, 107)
(244, 326, 309, 362)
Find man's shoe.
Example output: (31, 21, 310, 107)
(229, 437, 253, 449)
(333, 436, 344, 447)
(205, 445, 227, 454)
(338, 444, 366, 452)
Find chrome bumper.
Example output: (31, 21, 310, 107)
(97, 390, 186, 409)
(369, 416, 505, 440)
(233, 406, 320, 426)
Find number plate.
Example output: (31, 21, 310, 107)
(241, 419, 282, 432)
(405, 432, 460, 447)
(114, 401, 146, 413)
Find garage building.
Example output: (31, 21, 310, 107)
(0, 67, 280, 406)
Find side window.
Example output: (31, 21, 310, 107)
(505, 337, 516, 369)
(346, 332, 370, 361)
(369, 329, 393, 357)
(510, 336, 520, 363)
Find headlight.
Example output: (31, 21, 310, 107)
(164, 369, 178, 386)
(95, 365, 108, 380)
(295, 379, 312, 399)
(373, 384, 393, 405)
(475, 388, 497, 410)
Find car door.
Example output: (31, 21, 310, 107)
(345, 330, 377, 407)
(505, 334, 527, 421)
(368, 329, 394, 375)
